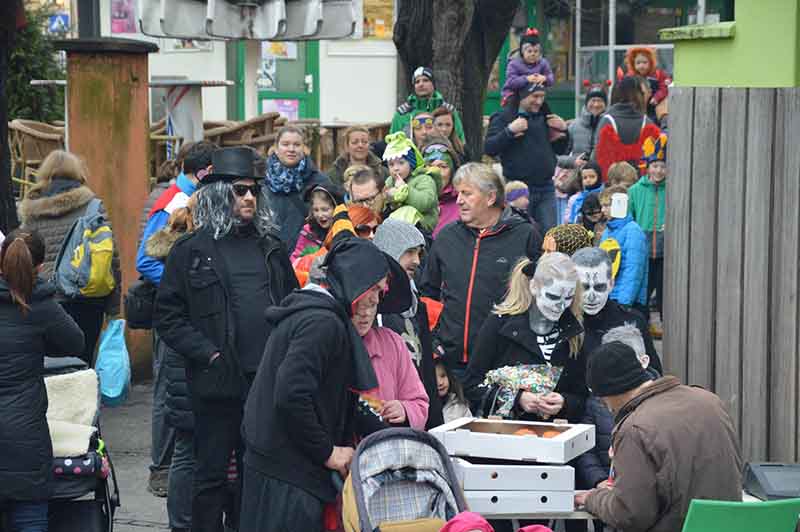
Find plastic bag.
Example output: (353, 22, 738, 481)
(95, 319, 131, 407)
(483, 364, 563, 417)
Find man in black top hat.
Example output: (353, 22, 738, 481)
(155, 146, 299, 532)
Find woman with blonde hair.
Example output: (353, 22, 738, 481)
(327, 125, 387, 186)
(462, 252, 588, 422)
(18, 149, 120, 366)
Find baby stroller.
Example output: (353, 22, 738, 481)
(342, 428, 467, 532)
(42, 357, 120, 532)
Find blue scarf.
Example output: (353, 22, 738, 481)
(266, 153, 308, 195)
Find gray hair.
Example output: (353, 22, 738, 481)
(193, 181, 275, 240)
(572, 247, 613, 280)
(452, 162, 506, 207)
(601, 323, 646, 359)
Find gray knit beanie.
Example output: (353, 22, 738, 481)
(372, 219, 426, 262)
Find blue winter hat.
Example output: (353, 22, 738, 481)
(404, 150, 418, 171)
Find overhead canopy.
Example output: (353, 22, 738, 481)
(137, 0, 358, 41)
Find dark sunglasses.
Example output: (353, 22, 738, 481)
(232, 184, 261, 197)
(584, 210, 602, 217)
(355, 224, 377, 238)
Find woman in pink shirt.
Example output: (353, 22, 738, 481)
(351, 277, 430, 430)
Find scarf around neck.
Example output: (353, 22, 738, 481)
(266, 153, 308, 195)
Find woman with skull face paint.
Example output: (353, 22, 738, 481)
(462, 253, 588, 423)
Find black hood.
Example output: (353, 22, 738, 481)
(0, 277, 56, 304)
(265, 288, 343, 326)
(324, 236, 412, 317)
(264, 286, 384, 393)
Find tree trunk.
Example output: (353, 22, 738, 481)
(0, 1, 22, 235)
(393, 0, 432, 106)
(394, 0, 519, 161)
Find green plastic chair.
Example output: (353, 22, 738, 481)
(681, 498, 800, 532)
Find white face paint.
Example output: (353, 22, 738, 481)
(576, 263, 612, 315)
(533, 278, 576, 322)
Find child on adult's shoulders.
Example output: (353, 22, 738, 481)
(501, 27, 555, 106)
(619, 47, 671, 122)
(382, 132, 441, 234)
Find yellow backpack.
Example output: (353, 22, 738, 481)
(53, 198, 115, 299)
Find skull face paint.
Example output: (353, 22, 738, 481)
(533, 278, 576, 322)
(576, 262, 612, 315)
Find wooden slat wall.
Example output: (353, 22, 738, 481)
(665, 87, 800, 462)
(714, 88, 747, 434)
(664, 86, 693, 383)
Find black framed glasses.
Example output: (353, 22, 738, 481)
(232, 184, 261, 197)
(351, 192, 380, 207)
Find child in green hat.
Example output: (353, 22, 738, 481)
(382, 132, 441, 233)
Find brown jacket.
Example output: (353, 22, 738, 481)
(585, 376, 742, 532)
(19, 183, 121, 315)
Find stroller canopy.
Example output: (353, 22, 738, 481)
(346, 428, 467, 532)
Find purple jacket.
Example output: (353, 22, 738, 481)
(433, 185, 460, 239)
(502, 56, 555, 101)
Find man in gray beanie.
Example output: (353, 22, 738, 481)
(575, 342, 742, 532)
(372, 218, 444, 428)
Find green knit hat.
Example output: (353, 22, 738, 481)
(383, 131, 424, 169)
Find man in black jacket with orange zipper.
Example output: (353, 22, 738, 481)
(420, 163, 542, 380)
(155, 147, 297, 532)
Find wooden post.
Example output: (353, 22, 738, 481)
(55, 38, 158, 380)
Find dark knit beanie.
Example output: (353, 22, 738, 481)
(584, 84, 609, 106)
(587, 341, 651, 397)
(413, 66, 434, 84)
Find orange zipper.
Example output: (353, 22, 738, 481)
(462, 227, 502, 363)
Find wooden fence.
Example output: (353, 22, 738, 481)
(665, 86, 800, 462)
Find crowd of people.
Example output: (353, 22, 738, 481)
(0, 38, 745, 532)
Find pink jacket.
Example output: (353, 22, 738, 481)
(290, 223, 324, 264)
(433, 185, 460, 239)
(362, 327, 430, 430)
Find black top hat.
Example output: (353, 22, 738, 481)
(202, 147, 263, 185)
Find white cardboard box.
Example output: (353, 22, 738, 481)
(429, 418, 595, 464)
(451, 457, 575, 492)
(464, 489, 575, 514)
